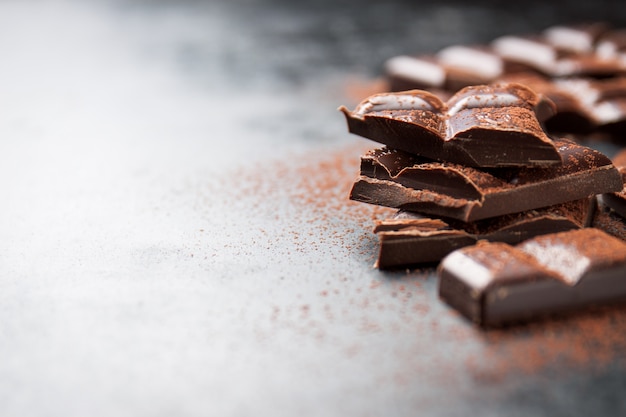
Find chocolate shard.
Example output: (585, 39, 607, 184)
(384, 46, 506, 93)
(373, 198, 596, 270)
(339, 83, 560, 168)
(383, 55, 449, 92)
(600, 149, 626, 218)
(438, 228, 626, 327)
(544, 23, 609, 54)
(350, 138, 622, 222)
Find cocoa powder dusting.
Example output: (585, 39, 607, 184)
(467, 306, 626, 380)
(211, 132, 626, 385)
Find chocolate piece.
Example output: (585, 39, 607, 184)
(600, 149, 626, 218)
(384, 55, 448, 93)
(438, 228, 626, 327)
(374, 198, 596, 269)
(350, 138, 622, 222)
(384, 46, 506, 93)
(543, 23, 609, 54)
(339, 83, 560, 167)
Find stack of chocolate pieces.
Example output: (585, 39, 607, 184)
(340, 82, 623, 268)
(384, 23, 626, 141)
(340, 82, 626, 326)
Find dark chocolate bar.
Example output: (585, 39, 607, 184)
(350, 138, 622, 222)
(438, 228, 626, 327)
(339, 83, 560, 168)
(374, 198, 595, 269)
(600, 149, 626, 218)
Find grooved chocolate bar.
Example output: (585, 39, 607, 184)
(438, 228, 626, 327)
(601, 149, 626, 218)
(350, 138, 622, 222)
(339, 83, 560, 167)
(374, 198, 596, 269)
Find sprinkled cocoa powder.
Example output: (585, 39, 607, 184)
(202, 118, 626, 384)
(593, 202, 626, 241)
(467, 306, 626, 380)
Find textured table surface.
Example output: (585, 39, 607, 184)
(1, 1, 626, 416)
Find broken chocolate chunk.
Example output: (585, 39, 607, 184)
(438, 228, 626, 327)
(374, 198, 595, 269)
(350, 138, 622, 222)
(339, 83, 560, 168)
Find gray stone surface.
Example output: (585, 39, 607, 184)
(1, 1, 625, 416)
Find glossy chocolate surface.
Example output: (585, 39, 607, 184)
(438, 228, 626, 326)
(350, 138, 622, 222)
(340, 83, 560, 167)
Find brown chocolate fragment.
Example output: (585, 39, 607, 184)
(438, 228, 626, 327)
(350, 138, 622, 222)
(384, 46, 506, 93)
(374, 198, 595, 269)
(600, 149, 626, 218)
(339, 83, 560, 168)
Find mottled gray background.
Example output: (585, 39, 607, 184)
(1, 1, 626, 416)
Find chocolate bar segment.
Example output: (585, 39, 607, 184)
(374, 198, 595, 269)
(385, 46, 506, 93)
(339, 83, 560, 167)
(350, 138, 622, 222)
(438, 228, 626, 327)
(600, 149, 626, 218)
